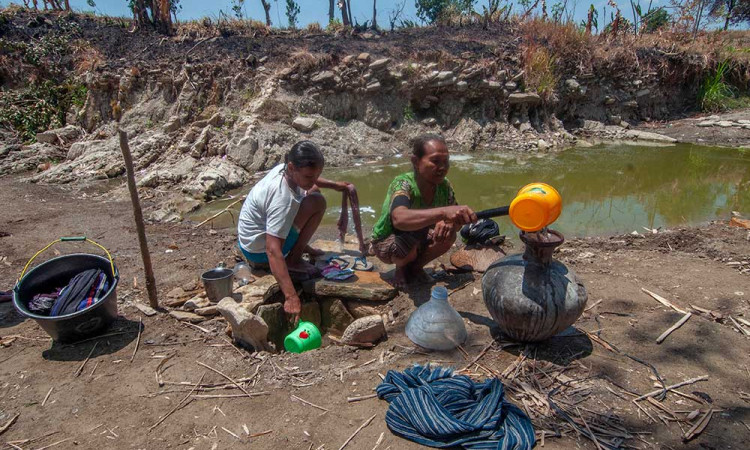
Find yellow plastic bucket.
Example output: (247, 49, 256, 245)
(509, 183, 562, 232)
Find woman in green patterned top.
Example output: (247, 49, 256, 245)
(371, 134, 477, 289)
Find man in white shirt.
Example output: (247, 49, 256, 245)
(237, 141, 352, 323)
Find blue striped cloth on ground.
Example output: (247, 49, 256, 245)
(376, 365, 535, 449)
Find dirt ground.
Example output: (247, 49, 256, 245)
(638, 109, 750, 148)
(1, 174, 749, 450)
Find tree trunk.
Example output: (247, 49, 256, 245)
(260, 0, 272, 26)
(329, 0, 335, 23)
(63, 0, 70, 10)
(339, 0, 350, 26)
(347, 0, 353, 26)
(724, 0, 735, 30)
(372, 0, 377, 29)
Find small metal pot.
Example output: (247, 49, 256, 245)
(201, 266, 234, 303)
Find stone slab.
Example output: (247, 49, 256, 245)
(303, 271, 397, 302)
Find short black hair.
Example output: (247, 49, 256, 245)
(412, 134, 446, 158)
(285, 140, 325, 168)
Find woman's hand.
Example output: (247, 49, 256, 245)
(284, 293, 302, 326)
(433, 220, 454, 243)
(442, 205, 477, 226)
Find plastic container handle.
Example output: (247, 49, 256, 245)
(17, 237, 116, 282)
(475, 206, 510, 220)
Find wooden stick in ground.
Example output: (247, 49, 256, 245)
(149, 373, 205, 431)
(131, 317, 143, 363)
(196, 361, 254, 399)
(634, 375, 709, 401)
(35, 438, 71, 450)
(74, 342, 99, 377)
(0, 413, 19, 436)
(641, 288, 687, 314)
(347, 393, 378, 403)
(291, 394, 329, 412)
(656, 312, 692, 344)
(729, 316, 750, 336)
(119, 129, 158, 309)
(248, 429, 273, 438)
(42, 387, 53, 407)
(338, 414, 376, 450)
(461, 341, 494, 371)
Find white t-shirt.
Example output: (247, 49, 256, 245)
(238, 164, 305, 253)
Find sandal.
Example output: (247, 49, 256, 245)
(352, 257, 373, 271)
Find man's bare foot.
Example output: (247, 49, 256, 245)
(393, 266, 409, 290)
(304, 245, 326, 258)
(409, 265, 434, 284)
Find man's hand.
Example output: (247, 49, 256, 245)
(284, 293, 301, 326)
(442, 205, 477, 226)
(433, 220, 454, 243)
(335, 181, 353, 192)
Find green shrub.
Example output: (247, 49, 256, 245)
(403, 104, 416, 121)
(699, 61, 736, 112)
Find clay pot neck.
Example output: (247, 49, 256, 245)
(520, 229, 565, 265)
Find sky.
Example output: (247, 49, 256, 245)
(0, 0, 732, 31)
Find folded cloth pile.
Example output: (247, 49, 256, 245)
(39, 269, 110, 317)
(376, 365, 535, 449)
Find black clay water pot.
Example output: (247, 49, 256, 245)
(481, 230, 587, 342)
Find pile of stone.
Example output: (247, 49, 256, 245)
(166, 269, 397, 353)
(696, 116, 750, 129)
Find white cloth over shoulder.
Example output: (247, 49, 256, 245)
(238, 164, 305, 253)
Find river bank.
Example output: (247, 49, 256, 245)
(0, 172, 748, 449)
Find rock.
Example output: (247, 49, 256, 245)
(509, 92, 542, 106)
(320, 298, 355, 334)
(235, 275, 280, 301)
(437, 71, 454, 81)
(134, 303, 157, 316)
(716, 120, 733, 128)
(357, 53, 371, 62)
(729, 217, 750, 229)
(164, 115, 183, 133)
(342, 55, 355, 64)
(635, 89, 651, 98)
(697, 121, 715, 127)
(486, 81, 502, 90)
(368, 58, 390, 72)
(184, 296, 211, 311)
(300, 301, 321, 328)
(564, 79, 580, 91)
(183, 158, 250, 200)
(169, 310, 207, 323)
(66, 138, 117, 161)
(194, 305, 219, 316)
(365, 82, 381, 93)
(217, 297, 270, 351)
(256, 303, 288, 351)
(303, 271, 397, 302)
(604, 96, 616, 105)
(422, 118, 437, 126)
(341, 315, 386, 345)
(623, 130, 678, 143)
(537, 139, 551, 150)
(167, 287, 187, 299)
(456, 81, 468, 91)
(226, 136, 259, 170)
(312, 71, 335, 84)
(344, 300, 384, 319)
(36, 125, 84, 145)
(292, 117, 317, 132)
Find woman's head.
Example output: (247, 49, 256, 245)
(285, 141, 325, 190)
(411, 134, 450, 185)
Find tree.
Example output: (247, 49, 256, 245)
(338, 0, 351, 26)
(389, 0, 407, 29)
(372, 0, 378, 29)
(415, 0, 475, 24)
(642, 7, 670, 32)
(231, 0, 244, 19)
(329, 0, 335, 23)
(286, 0, 300, 28)
(127, 0, 174, 34)
(259, 0, 272, 25)
(710, 0, 750, 29)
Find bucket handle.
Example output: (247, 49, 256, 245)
(18, 237, 116, 282)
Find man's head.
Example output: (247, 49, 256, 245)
(411, 134, 450, 185)
(285, 140, 324, 190)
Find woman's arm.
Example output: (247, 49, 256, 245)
(266, 235, 301, 321)
(391, 204, 477, 232)
(315, 177, 349, 191)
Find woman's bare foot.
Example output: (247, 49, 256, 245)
(409, 265, 434, 284)
(393, 266, 409, 290)
(287, 260, 321, 280)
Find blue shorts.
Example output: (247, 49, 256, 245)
(240, 227, 300, 264)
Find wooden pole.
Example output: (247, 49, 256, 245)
(118, 129, 159, 309)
